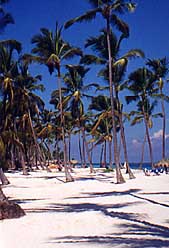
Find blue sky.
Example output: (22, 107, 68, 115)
(2, 0, 169, 162)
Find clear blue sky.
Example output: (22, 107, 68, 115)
(3, 0, 169, 162)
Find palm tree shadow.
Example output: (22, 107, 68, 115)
(48, 235, 169, 248)
(21, 188, 169, 247)
(27, 200, 169, 247)
(11, 198, 48, 205)
(44, 201, 169, 247)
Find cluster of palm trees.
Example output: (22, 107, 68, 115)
(0, 0, 25, 219)
(0, 0, 169, 187)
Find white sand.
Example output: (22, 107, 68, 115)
(0, 168, 169, 248)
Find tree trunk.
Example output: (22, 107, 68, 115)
(100, 144, 104, 168)
(68, 132, 71, 163)
(78, 131, 83, 167)
(103, 140, 107, 168)
(106, 16, 125, 183)
(28, 110, 50, 172)
(143, 109, 154, 168)
(161, 91, 166, 160)
(20, 149, 29, 175)
(82, 127, 94, 173)
(90, 136, 94, 164)
(0, 168, 10, 185)
(139, 133, 146, 169)
(10, 146, 15, 170)
(119, 113, 135, 179)
(58, 70, 74, 182)
(82, 129, 87, 168)
(0, 186, 25, 220)
(108, 138, 113, 169)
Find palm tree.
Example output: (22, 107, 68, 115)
(146, 58, 169, 160)
(0, 39, 22, 130)
(13, 61, 48, 172)
(0, 0, 14, 33)
(126, 68, 160, 168)
(62, 64, 98, 172)
(65, 0, 136, 183)
(81, 29, 143, 178)
(0, 40, 29, 175)
(0, 0, 26, 219)
(29, 22, 82, 182)
(89, 95, 113, 168)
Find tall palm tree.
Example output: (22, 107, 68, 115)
(146, 58, 169, 160)
(129, 100, 162, 167)
(81, 29, 143, 178)
(13, 61, 47, 172)
(0, 39, 22, 130)
(0, 40, 28, 175)
(65, 0, 136, 183)
(29, 22, 82, 182)
(62, 64, 98, 172)
(126, 68, 160, 168)
(0, 1, 25, 219)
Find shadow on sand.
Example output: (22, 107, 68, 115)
(24, 188, 169, 247)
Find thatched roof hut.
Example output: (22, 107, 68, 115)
(154, 159, 169, 168)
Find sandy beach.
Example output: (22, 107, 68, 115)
(0, 168, 169, 248)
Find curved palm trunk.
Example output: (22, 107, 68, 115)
(78, 131, 83, 167)
(81, 129, 87, 168)
(90, 136, 94, 164)
(103, 140, 107, 168)
(81, 127, 94, 173)
(119, 113, 135, 179)
(108, 139, 112, 169)
(68, 132, 71, 163)
(10, 146, 15, 170)
(161, 92, 166, 160)
(44, 141, 52, 166)
(100, 144, 104, 168)
(143, 106, 154, 168)
(0, 186, 7, 201)
(139, 133, 146, 169)
(106, 16, 125, 183)
(0, 168, 10, 185)
(106, 121, 112, 168)
(20, 149, 29, 175)
(58, 70, 74, 182)
(0, 186, 25, 220)
(27, 110, 50, 171)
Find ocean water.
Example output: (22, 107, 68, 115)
(76, 162, 152, 170)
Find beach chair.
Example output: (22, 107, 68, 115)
(143, 168, 151, 176)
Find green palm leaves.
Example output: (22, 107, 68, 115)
(31, 23, 82, 75)
(0, 1, 14, 33)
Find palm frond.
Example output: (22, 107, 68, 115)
(21, 54, 44, 65)
(80, 54, 105, 65)
(122, 49, 145, 60)
(113, 1, 136, 14)
(152, 113, 163, 118)
(64, 8, 101, 29)
(130, 116, 143, 126)
(113, 57, 127, 67)
(62, 48, 82, 60)
(0, 39, 22, 53)
(111, 14, 129, 36)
